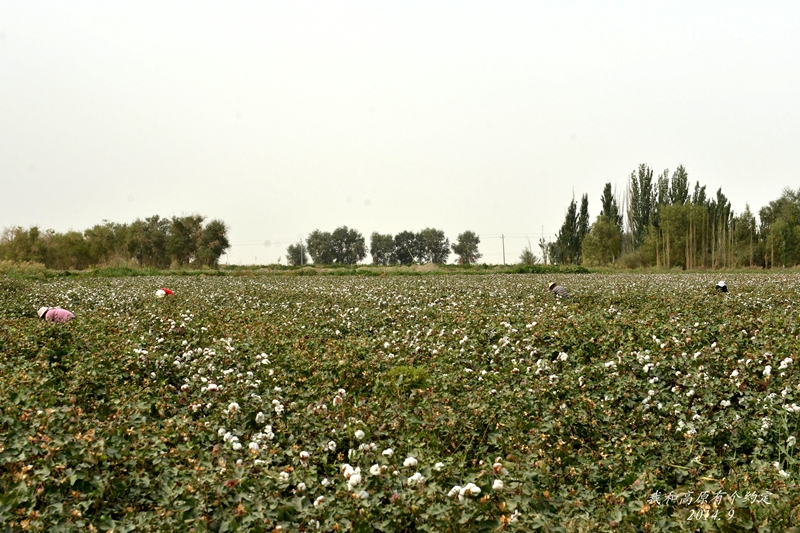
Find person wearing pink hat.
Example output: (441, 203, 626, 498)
(38, 307, 75, 323)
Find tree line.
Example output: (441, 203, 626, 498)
(0, 215, 230, 270)
(548, 164, 800, 268)
(286, 228, 482, 266)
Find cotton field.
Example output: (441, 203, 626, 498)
(1, 273, 799, 531)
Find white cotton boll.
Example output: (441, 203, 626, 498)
(434, 462, 444, 471)
(382, 448, 394, 457)
(232, 442, 242, 451)
(355, 430, 365, 440)
(347, 473, 362, 489)
(357, 490, 369, 499)
(448, 486, 462, 498)
(279, 471, 289, 481)
(327, 441, 337, 452)
(314, 496, 325, 507)
(218, 428, 227, 437)
(369, 464, 381, 476)
(255, 412, 265, 424)
(407, 472, 425, 486)
(248, 442, 259, 452)
(720, 400, 731, 408)
(228, 402, 240, 413)
(223, 432, 233, 442)
(296, 482, 306, 492)
(764, 365, 772, 377)
(460, 482, 481, 496)
(300, 451, 310, 462)
(492, 479, 504, 490)
(321, 478, 330, 487)
(403, 456, 418, 468)
(788, 436, 797, 446)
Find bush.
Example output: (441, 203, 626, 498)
(0, 260, 47, 279)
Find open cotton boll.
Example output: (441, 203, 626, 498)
(403, 456, 418, 468)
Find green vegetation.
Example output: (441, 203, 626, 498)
(549, 167, 800, 270)
(0, 215, 230, 270)
(1, 273, 799, 530)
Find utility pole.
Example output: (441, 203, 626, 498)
(501, 234, 506, 265)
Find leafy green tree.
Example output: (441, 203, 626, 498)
(393, 231, 419, 265)
(577, 194, 590, 263)
(582, 216, 621, 265)
(760, 188, 800, 267)
(166, 215, 205, 267)
(370, 233, 395, 265)
(519, 246, 538, 265)
(628, 164, 655, 248)
(554, 198, 579, 264)
(197, 219, 230, 268)
(286, 242, 309, 266)
(670, 165, 690, 205)
(330, 226, 367, 264)
(0, 226, 43, 263)
(306, 230, 335, 264)
(734, 205, 760, 267)
(600, 183, 623, 232)
(691, 181, 707, 205)
(416, 228, 450, 264)
(84, 222, 121, 266)
(130, 216, 170, 268)
(452, 231, 481, 265)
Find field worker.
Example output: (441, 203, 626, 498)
(38, 306, 75, 323)
(548, 282, 568, 299)
(716, 281, 728, 293)
(155, 288, 174, 297)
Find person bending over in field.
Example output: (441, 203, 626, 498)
(548, 283, 568, 299)
(715, 281, 728, 293)
(38, 306, 75, 323)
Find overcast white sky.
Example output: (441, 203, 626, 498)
(2, 1, 798, 264)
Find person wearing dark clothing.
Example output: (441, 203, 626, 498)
(548, 282, 568, 299)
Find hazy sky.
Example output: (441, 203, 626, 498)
(2, 1, 798, 264)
